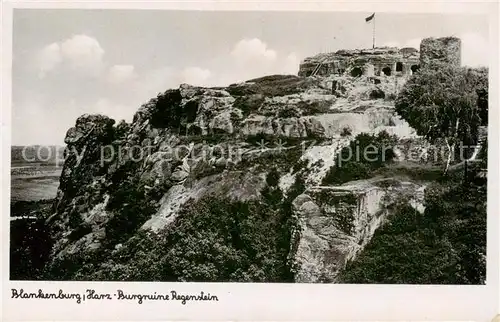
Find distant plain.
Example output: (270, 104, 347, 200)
(10, 146, 63, 202)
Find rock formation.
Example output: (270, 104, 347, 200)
(25, 36, 467, 282)
(291, 180, 426, 283)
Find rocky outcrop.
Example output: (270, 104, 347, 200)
(141, 170, 267, 232)
(50, 114, 115, 225)
(290, 179, 426, 283)
(41, 72, 426, 281)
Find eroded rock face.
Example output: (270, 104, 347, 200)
(141, 171, 267, 232)
(52, 114, 115, 223)
(290, 179, 426, 283)
(43, 74, 424, 280)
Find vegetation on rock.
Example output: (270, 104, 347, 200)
(10, 200, 54, 280)
(227, 75, 319, 97)
(86, 171, 306, 282)
(395, 63, 488, 173)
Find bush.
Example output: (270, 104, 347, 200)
(165, 195, 292, 282)
(105, 164, 161, 248)
(369, 88, 385, 99)
(395, 64, 487, 173)
(114, 120, 130, 139)
(266, 168, 281, 187)
(277, 107, 300, 118)
(68, 209, 83, 229)
(10, 219, 53, 280)
(105, 182, 157, 247)
(292, 158, 309, 174)
(340, 127, 352, 137)
(245, 133, 301, 147)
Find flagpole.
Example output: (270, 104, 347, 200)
(372, 14, 376, 49)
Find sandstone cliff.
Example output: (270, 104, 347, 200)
(39, 72, 432, 282)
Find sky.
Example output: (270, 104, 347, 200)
(12, 9, 490, 145)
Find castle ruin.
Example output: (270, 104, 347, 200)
(298, 36, 461, 78)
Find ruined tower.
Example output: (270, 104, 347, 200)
(419, 37, 461, 68)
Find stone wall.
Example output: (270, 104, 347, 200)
(298, 47, 420, 78)
(298, 36, 462, 78)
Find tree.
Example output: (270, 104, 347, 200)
(395, 63, 488, 174)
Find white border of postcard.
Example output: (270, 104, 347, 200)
(1, 0, 499, 321)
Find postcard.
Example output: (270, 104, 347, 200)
(2, 1, 499, 321)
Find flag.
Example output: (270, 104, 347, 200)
(365, 13, 375, 22)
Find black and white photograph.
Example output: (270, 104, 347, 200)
(2, 1, 499, 321)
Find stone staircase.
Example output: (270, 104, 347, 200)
(310, 59, 326, 76)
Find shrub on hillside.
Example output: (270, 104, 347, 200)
(105, 175, 159, 247)
(369, 88, 385, 99)
(340, 126, 352, 137)
(395, 63, 488, 174)
(10, 219, 53, 280)
(227, 75, 318, 97)
(156, 186, 294, 281)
